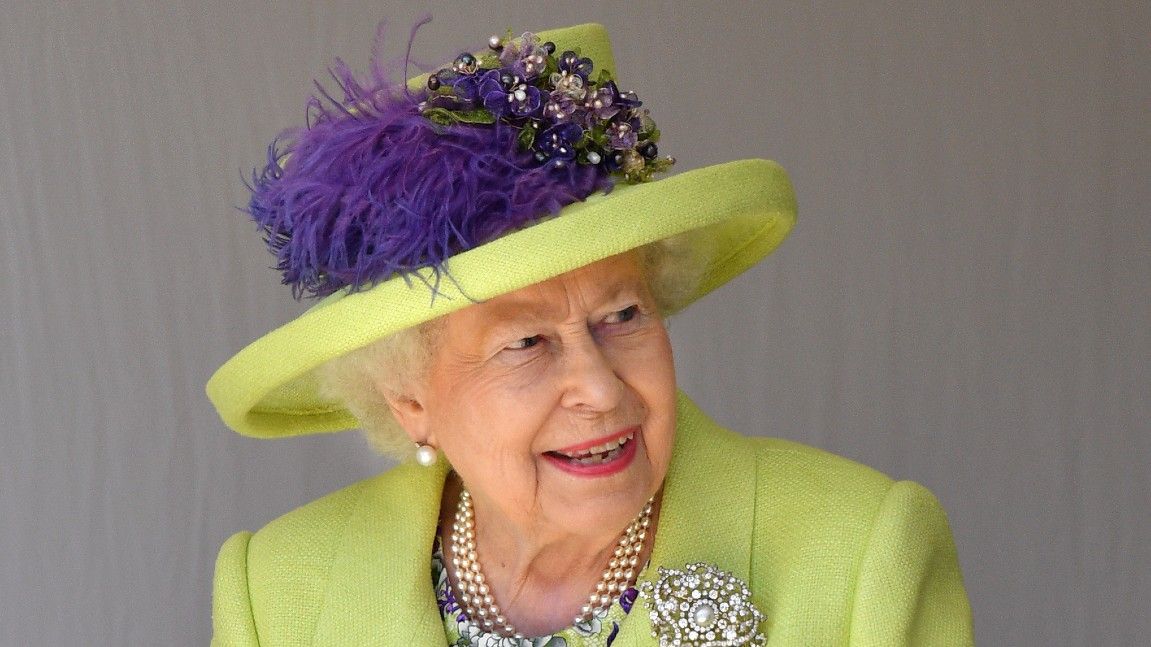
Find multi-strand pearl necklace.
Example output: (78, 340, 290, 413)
(449, 488, 654, 639)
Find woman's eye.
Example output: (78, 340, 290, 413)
(505, 335, 541, 351)
(604, 305, 640, 325)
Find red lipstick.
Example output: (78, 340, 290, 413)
(544, 427, 640, 477)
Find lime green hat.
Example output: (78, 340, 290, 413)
(207, 22, 796, 439)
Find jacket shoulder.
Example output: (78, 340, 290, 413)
(226, 475, 376, 645)
(677, 394, 893, 501)
(750, 434, 894, 495)
(223, 465, 424, 644)
(248, 472, 382, 550)
(737, 434, 970, 643)
(746, 433, 895, 553)
(247, 460, 433, 548)
(674, 401, 926, 642)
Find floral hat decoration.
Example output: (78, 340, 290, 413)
(207, 21, 796, 438)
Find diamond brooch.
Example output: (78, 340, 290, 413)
(639, 562, 766, 646)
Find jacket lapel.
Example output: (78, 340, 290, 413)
(612, 392, 759, 645)
(311, 461, 450, 645)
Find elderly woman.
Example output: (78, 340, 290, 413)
(208, 22, 973, 646)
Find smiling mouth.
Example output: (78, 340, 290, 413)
(547, 431, 635, 465)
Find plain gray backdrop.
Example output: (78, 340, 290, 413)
(1, 1, 1147, 645)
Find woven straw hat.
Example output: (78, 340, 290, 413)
(206, 22, 796, 438)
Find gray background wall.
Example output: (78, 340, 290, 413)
(1, 1, 1146, 645)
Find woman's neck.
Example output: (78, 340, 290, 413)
(438, 474, 661, 637)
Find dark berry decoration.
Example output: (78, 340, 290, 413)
(420, 30, 672, 184)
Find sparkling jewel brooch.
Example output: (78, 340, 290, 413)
(639, 563, 766, 646)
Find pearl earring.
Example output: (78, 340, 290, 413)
(414, 442, 438, 467)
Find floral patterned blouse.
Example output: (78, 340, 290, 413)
(432, 535, 642, 647)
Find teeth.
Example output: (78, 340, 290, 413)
(561, 432, 633, 462)
(573, 443, 625, 465)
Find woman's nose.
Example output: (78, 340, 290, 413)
(558, 336, 624, 414)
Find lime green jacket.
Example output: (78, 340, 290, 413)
(212, 395, 974, 645)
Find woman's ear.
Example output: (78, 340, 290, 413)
(383, 389, 434, 446)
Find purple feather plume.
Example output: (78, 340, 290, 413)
(245, 18, 614, 299)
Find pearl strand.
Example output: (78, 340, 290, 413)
(449, 489, 654, 638)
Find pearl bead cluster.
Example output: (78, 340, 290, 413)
(450, 489, 654, 638)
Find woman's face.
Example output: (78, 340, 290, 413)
(393, 252, 677, 537)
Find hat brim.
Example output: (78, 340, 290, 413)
(208, 158, 794, 438)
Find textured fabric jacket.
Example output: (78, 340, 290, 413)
(212, 394, 974, 645)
